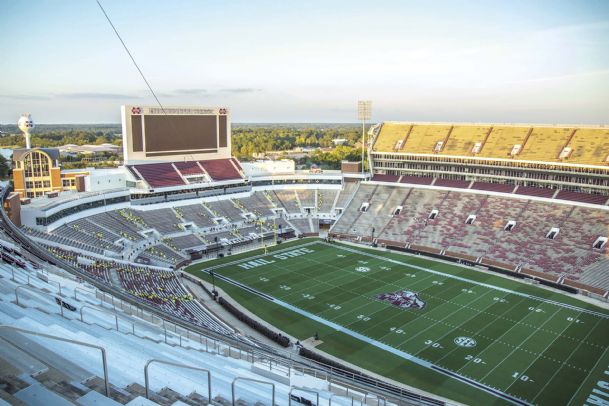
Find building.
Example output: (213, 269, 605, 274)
(12, 148, 62, 198)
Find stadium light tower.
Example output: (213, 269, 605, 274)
(357, 101, 372, 175)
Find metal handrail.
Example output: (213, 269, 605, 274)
(74, 286, 98, 302)
(329, 393, 359, 406)
(0, 187, 445, 406)
(15, 285, 65, 318)
(232, 377, 275, 406)
(0, 325, 110, 396)
(80, 304, 119, 331)
(289, 387, 319, 406)
(364, 393, 387, 406)
(144, 359, 211, 401)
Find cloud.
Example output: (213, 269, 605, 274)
(219, 88, 262, 94)
(172, 88, 208, 95)
(58, 92, 140, 99)
(0, 94, 52, 100)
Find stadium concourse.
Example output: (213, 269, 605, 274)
(2, 117, 609, 405)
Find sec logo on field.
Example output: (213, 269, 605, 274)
(454, 336, 477, 348)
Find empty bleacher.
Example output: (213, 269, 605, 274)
(273, 190, 301, 213)
(372, 122, 411, 151)
(518, 127, 573, 161)
(372, 122, 609, 166)
(334, 184, 609, 291)
(402, 125, 452, 154)
(335, 182, 358, 209)
(441, 125, 491, 156)
(566, 128, 609, 165)
(198, 159, 242, 181)
(296, 189, 316, 208)
(0, 262, 421, 406)
(318, 189, 339, 212)
(174, 160, 205, 176)
(479, 126, 530, 158)
(130, 163, 185, 188)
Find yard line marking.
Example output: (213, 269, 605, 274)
(455, 299, 559, 375)
(320, 242, 609, 319)
(432, 291, 521, 364)
(530, 316, 603, 404)
(477, 306, 563, 382)
(501, 308, 582, 397)
(564, 327, 609, 405)
(397, 288, 496, 349)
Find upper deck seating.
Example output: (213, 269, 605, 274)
(566, 128, 609, 165)
(130, 163, 185, 188)
(402, 125, 452, 154)
(198, 159, 242, 181)
(478, 126, 531, 158)
(555, 190, 608, 205)
(174, 161, 204, 176)
(518, 127, 573, 161)
(441, 125, 491, 156)
(515, 186, 555, 199)
(471, 182, 515, 194)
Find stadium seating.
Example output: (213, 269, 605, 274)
(566, 128, 609, 165)
(130, 163, 185, 188)
(402, 125, 452, 154)
(296, 189, 316, 208)
(334, 184, 609, 292)
(399, 175, 434, 185)
(372, 122, 609, 166)
(517, 127, 573, 161)
(0, 263, 407, 406)
(317, 189, 339, 212)
(441, 125, 491, 156)
(478, 126, 531, 158)
(198, 159, 242, 181)
(514, 185, 556, 199)
(372, 122, 411, 151)
(335, 182, 358, 208)
(471, 181, 515, 194)
(174, 160, 205, 176)
(555, 190, 608, 205)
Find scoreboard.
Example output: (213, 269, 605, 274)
(121, 105, 231, 164)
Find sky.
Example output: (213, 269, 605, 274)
(1, 0, 609, 124)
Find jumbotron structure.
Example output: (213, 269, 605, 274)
(1, 109, 609, 405)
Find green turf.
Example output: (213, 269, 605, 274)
(186, 239, 609, 406)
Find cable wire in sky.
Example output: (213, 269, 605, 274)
(95, 0, 166, 114)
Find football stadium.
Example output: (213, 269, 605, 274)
(1, 2, 609, 406)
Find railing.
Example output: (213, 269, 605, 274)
(0, 325, 110, 396)
(232, 377, 275, 406)
(0, 187, 445, 406)
(144, 359, 211, 401)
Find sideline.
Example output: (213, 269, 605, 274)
(210, 270, 531, 406)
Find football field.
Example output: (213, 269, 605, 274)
(187, 239, 609, 406)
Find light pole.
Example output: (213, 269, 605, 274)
(357, 100, 372, 176)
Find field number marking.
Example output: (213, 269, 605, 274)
(465, 355, 486, 364)
(424, 339, 444, 349)
(512, 372, 534, 383)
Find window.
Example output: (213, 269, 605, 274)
(23, 151, 51, 178)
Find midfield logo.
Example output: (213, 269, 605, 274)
(375, 290, 426, 310)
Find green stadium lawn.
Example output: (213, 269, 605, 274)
(186, 238, 609, 406)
